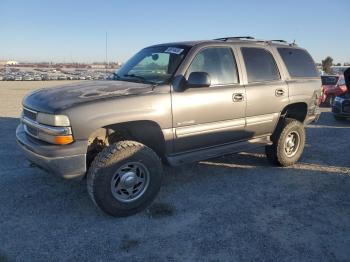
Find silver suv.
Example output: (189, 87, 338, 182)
(16, 36, 321, 216)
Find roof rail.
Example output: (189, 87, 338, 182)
(257, 39, 298, 46)
(214, 37, 298, 46)
(214, 36, 255, 41)
(269, 40, 287, 43)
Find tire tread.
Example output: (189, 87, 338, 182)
(87, 140, 161, 215)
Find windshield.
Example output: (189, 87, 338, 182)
(115, 46, 189, 84)
(321, 76, 339, 85)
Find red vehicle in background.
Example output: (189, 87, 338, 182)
(321, 75, 347, 106)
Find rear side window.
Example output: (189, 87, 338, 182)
(242, 48, 280, 83)
(278, 48, 318, 78)
(187, 47, 239, 85)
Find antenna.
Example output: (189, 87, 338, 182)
(105, 32, 108, 73)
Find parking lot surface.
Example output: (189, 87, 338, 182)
(0, 81, 349, 261)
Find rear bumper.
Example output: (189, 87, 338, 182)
(304, 106, 321, 124)
(16, 124, 87, 179)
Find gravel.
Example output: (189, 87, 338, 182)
(0, 82, 349, 262)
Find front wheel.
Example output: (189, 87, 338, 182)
(87, 140, 163, 217)
(265, 119, 305, 167)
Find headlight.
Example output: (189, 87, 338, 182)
(22, 111, 74, 145)
(37, 113, 70, 126)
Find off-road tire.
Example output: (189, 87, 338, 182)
(265, 119, 305, 167)
(87, 140, 162, 217)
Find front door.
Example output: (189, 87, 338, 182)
(171, 46, 247, 153)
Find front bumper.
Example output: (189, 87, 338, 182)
(16, 124, 87, 179)
(332, 99, 350, 117)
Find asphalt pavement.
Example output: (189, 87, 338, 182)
(0, 82, 349, 261)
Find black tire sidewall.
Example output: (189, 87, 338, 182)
(90, 143, 162, 217)
(276, 120, 305, 166)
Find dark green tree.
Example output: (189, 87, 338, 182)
(322, 56, 333, 74)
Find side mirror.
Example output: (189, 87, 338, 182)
(187, 72, 211, 88)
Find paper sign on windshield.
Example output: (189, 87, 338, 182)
(165, 47, 184, 55)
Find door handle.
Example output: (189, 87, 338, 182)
(232, 93, 244, 102)
(275, 89, 285, 97)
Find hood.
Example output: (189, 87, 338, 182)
(23, 80, 153, 113)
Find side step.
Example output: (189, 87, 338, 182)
(166, 136, 271, 166)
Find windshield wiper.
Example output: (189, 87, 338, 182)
(113, 72, 122, 80)
(124, 73, 147, 81)
(123, 74, 156, 85)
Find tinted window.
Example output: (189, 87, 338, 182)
(278, 48, 318, 78)
(187, 47, 239, 85)
(242, 48, 280, 82)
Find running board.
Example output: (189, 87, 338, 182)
(166, 136, 272, 166)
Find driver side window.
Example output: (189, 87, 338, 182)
(187, 47, 239, 86)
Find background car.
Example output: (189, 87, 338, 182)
(332, 68, 350, 120)
(321, 75, 347, 106)
(332, 93, 350, 120)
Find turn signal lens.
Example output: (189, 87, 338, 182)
(54, 135, 74, 145)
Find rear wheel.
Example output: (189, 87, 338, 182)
(87, 140, 163, 217)
(265, 119, 305, 167)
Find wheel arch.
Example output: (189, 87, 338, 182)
(271, 102, 308, 140)
(105, 120, 167, 157)
(280, 102, 308, 123)
(86, 120, 167, 167)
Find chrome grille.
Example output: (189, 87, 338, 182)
(24, 124, 38, 138)
(23, 108, 37, 121)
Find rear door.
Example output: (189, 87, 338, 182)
(277, 47, 322, 108)
(238, 47, 289, 137)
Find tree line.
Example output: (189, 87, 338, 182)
(322, 57, 349, 74)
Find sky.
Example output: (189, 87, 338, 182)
(1, 0, 349, 64)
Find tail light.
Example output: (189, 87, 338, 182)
(339, 85, 347, 92)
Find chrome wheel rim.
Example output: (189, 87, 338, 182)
(284, 131, 300, 157)
(111, 162, 150, 202)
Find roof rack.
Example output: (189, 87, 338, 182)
(214, 36, 298, 46)
(214, 36, 255, 41)
(269, 40, 287, 43)
(265, 39, 298, 46)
